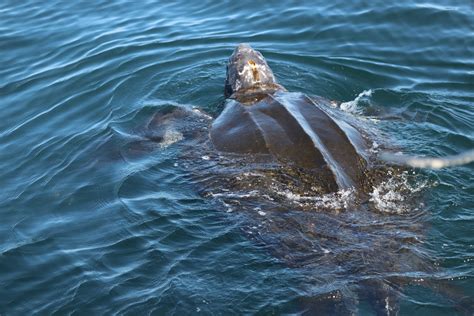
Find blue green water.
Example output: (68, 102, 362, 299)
(0, 1, 473, 314)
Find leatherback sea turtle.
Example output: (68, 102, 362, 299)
(117, 44, 472, 315)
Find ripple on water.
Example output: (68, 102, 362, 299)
(0, 0, 473, 314)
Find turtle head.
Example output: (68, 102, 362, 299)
(224, 43, 285, 99)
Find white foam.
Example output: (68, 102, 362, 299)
(340, 90, 373, 114)
(221, 201, 233, 213)
(369, 141, 380, 154)
(370, 185, 405, 212)
(278, 187, 357, 210)
(369, 171, 428, 214)
(209, 190, 260, 199)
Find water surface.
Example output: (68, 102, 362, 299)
(0, 0, 473, 314)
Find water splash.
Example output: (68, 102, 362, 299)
(340, 90, 373, 114)
(369, 170, 429, 214)
(277, 187, 357, 211)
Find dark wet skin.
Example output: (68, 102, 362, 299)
(211, 44, 368, 191)
(211, 92, 368, 190)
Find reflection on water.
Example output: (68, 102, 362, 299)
(381, 149, 474, 169)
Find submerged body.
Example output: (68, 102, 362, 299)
(128, 44, 471, 315)
(211, 44, 368, 191)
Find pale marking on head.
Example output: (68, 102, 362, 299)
(247, 60, 260, 82)
(238, 61, 273, 85)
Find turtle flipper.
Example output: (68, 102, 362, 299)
(278, 290, 358, 316)
(357, 279, 400, 316)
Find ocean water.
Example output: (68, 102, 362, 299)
(0, 0, 473, 315)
